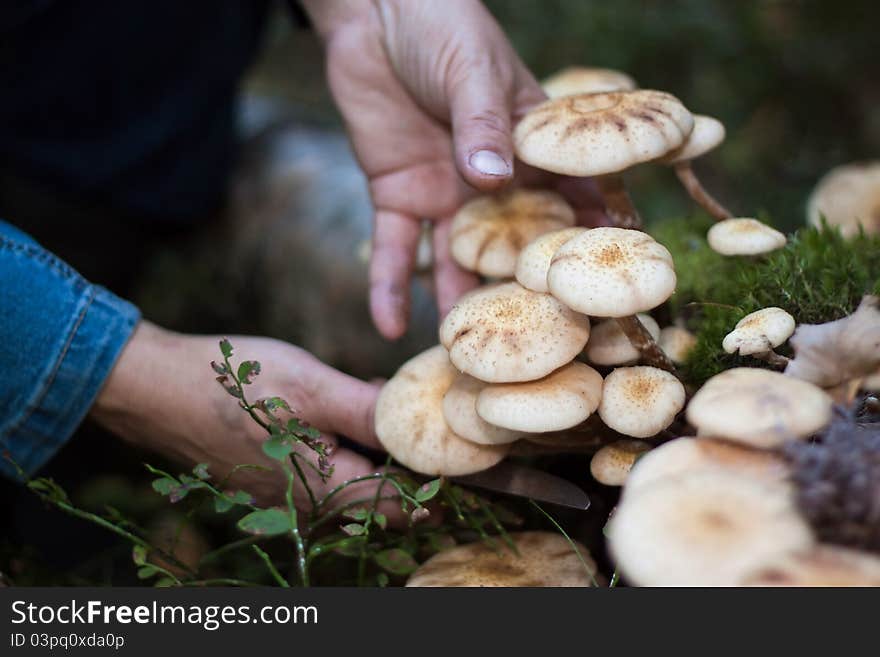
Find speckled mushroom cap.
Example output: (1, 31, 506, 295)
(442, 373, 523, 446)
(590, 439, 652, 486)
(515, 227, 588, 293)
(439, 281, 590, 383)
(450, 189, 577, 277)
(406, 531, 601, 587)
(658, 326, 697, 365)
(586, 314, 661, 366)
(686, 367, 833, 448)
(623, 436, 789, 500)
(740, 545, 880, 587)
(541, 66, 637, 98)
(547, 227, 676, 317)
(598, 366, 686, 438)
(476, 362, 604, 433)
(807, 161, 880, 237)
(707, 218, 787, 256)
(374, 346, 509, 476)
(513, 90, 694, 177)
(661, 114, 725, 165)
(609, 470, 815, 586)
(722, 307, 796, 356)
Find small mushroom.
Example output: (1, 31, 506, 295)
(439, 281, 590, 383)
(686, 367, 833, 448)
(586, 314, 661, 366)
(406, 531, 601, 587)
(449, 189, 576, 277)
(541, 66, 637, 98)
(374, 346, 509, 475)
(806, 161, 880, 237)
(442, 374, 523, 446)
(739, 544, 880, 586)
(608, 470, 815, 586)
(658, 326, 697, 365)
(476, 362, 604, 433)
(515, 227, 588, 293)
(707, 218, 787, 256)
(598, 366, 686, 438)
(590, 439, 652, 486)
(722, 307, 795, 367)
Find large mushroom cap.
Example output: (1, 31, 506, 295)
(439, 281, 590, 383)
(513, 90, 694, 177)
(586, 314, 661, 366)
(658, 326, 697, 365)
(598, 366, 686, 438)
(450, 189, 576, 277)
(476, 362, 604, 433)
(608, 470, 815, 586)
(547, 227, 676, 317)
(707, 218, 787, 256)
(541, 66, 637, 98)
(515, 227, 588, 293)
(662, 114, 726, 165)
(375, 346, 509, 475)
(686, 367, 833, 448)
(807, 161, 880, 237)
(406, 531, 601, 587)
(740, 545, 880, 586)
(590, 439, 652, 486)
(722, 307, 796, 356)
(442, 373, 523, 446)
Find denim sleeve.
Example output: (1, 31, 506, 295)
(0, 220, 141, 479)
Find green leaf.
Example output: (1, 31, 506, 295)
(329, 536, 366, 557)
(214, 490, 253, 513)
(374, 548, 418, 575)
(151, 477, 177, 496)
(264, 397, 291, 413)
(137, 566, 158, 580)
(132, 545, 148, 566)
(376, 572, 389, 587)
(415, 479, 442, 503)
(219, 339, 233, 359)
(192, 463, 211, 480)
(262, 435, 295, 462)
(342, 507, 370, 521)
(214, 497, 234, 513)
(341, 523, 365, 536)
(238, 509, 292, 537)
(237, 360, 261, 385)
(287, 418, 320, 440)
(154, 577, 176, 588)
(210, 361, 228, 375)
(373, 513, 387, 530)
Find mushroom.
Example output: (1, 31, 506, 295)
(608, 470, 815, 586)
(707, 218, 787, 256)
(685, 367, 833, 448)
(406, 531, 601, 587)
(590, 439, 652, 486)
(658, 326, 697, 365)
(514, 90, 694, 229)
(586, 314, 661, 366)
(439, 281, 590, 383)
(548, 227, 677, 371)
(541, 66, 637, 98)
(476, 362, 604, 433)
(514, 227, 588, 293)
(722, 307, 795, 368)
(806, 161, 880, 237)
(660, 115, 732, 220)
(442, 374, 523, 446)
(739, 544, 880, 586)
(598, 366, 685, 438)
(374, 345, 509, 475)
(449, 189, 576, 277)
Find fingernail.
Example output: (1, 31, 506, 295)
(469, 150, 511, 177)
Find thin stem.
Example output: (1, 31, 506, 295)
(596, 174, 642, 230)
(316, 473, 420, 511)
(752, 349, 790, 369)
(289, 452, 318, 513)
(530, 500, 599, 587)
(199, 536, 263, 567)
(674, 162, 732, 221)
(616, 315, 678, 374)
(609, 571, 620, 588)
(357, 456, 393, 586)
(184, 578, 260, 587)
(253, 545, 290, 587)
(283, 467, 309, 586)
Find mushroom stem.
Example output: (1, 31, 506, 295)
(751, 350, 790, 369)
(674, 163, 732, 221)
(596, 175, 642, 230)
(615, 315, 677, 374)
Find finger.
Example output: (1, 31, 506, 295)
(432, 217, 479, 321)
(309, 365, 383, 450)
(370, 210, 421, 340)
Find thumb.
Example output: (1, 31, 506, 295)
(310, 364, 384, 451)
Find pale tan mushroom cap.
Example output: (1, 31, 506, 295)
(598, 366, 685, 438)
(476, 362, 604, 433)
(686, 367, 833, 448)
(740, 545, 880, 586)
(658, 326, 697, 365)
(439, 281, 590, 383)
(707, 218, 787, 256)
(590, 439, 652, 486)
(406, 531, 601, 587)
(541, 66, 637, 98)
(515, 227, 588, 293)
(375, 346, 509, 476)
(442, 374, 523, 446)
(513, 90, 694, 177)
(450, 189, 577, 277)
(608, 470, 815, 586)
(806, 161, 880, 237)
(662, 114, 725, 164)
(586, 314, 661, 366)
(548, 227, 676, 317)
(722, 307, 796, 356)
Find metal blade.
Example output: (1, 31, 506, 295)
(452, 461, 590, 510)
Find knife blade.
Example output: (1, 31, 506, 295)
(451, 461, 590, 510)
